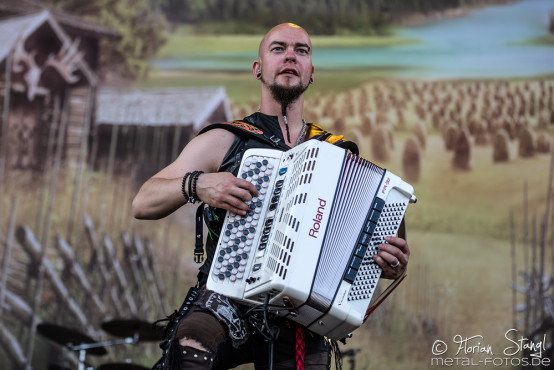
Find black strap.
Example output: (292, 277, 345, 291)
(398, 217, 407, 241)
(152, 286, 200, 370)
(194, 204, 205, 263)
(198, 120, 289, 150)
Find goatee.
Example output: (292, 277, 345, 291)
(268, 81, 309, 108)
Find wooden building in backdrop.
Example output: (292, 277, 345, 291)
(0, 1, 119, 172)
(95, 87, 232, 183)
(0, 0, 233, 183)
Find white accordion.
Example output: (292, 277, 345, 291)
(207, 140, 416, 340)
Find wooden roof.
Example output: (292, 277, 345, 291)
(0, 10, 96, 85)
(0, 0, 120, 39)
(96, 87, 233, 130)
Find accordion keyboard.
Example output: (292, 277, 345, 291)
(211, 153, 282, 285)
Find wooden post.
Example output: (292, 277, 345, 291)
(16, 226, 92, 330)
(0, 48, 13, 233)
(133, 235, 163, 316)
(0, 324, 27, 369)
(80, 119, 100, 232)
(84, 214, 124, 316)
(68, 84, 96, 243)
(100, 124, 119, 235)
(25, 93, 70, 368)
(121, 232, 142, 296)
(34, 93, 61, 236)
(55, 237, 106, 315)
(144, 238, 167, 312)
(102, 235, 138, 315)
(0, 196, 18, 321)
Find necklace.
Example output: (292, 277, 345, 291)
(295, 119, 307, 147)
(283, 115, 307, 147)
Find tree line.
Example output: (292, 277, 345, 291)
(158, 0, 514, 35)
(42, 0, 514, 78)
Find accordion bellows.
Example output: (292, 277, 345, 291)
(207, 140, 416, 340)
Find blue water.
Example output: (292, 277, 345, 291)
(152, 0, 554, 78)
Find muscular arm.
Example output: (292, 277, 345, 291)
(132, 128, 258, 220)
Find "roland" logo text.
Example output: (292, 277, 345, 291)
(308, 198, 327, 238)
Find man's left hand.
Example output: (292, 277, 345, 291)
(374, 236, 410, 280)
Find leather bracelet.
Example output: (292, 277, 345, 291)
(181, 172, 195, 204)
(192, 171, 203, 201)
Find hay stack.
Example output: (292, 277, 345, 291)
(371, 125, 391, 163)
(443, 123, 458, 151)
(334, 117, 346, 133)
(361, 112, 374, 136)
(452, 129, 473, 170)
(492, 129, 510, 163)
(412, 121, 427, 150)
(518, 126, 536, 158)
(473, 120, 489, 145)
(402, 135, 422, 183)
(537, 132, 552, 153)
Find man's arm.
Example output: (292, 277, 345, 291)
(132, 128, 258, 220)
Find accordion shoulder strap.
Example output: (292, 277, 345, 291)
(198, 119, 360, 154)
(197, 120, 289, 150)
(306, 123, 359, 155)
(398, 217, 406, 240)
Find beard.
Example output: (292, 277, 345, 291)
(266, 78, 309, 112)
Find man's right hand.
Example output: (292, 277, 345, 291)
(196, 172, 259, 216)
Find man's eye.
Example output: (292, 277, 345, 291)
(298, 49, 308, 54)
(272, 47, 283, 52)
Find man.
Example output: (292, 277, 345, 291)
(133, 23, 410, 370)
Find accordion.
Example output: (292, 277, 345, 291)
(206, 140, 416, 340)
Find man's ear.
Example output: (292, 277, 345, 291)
(253, 60, 262, 79)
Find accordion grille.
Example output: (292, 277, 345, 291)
(348, 201, 407, 301)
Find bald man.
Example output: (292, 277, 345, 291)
(134, 23, 410, 370)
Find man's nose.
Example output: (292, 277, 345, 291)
(284, 47, 296, 62)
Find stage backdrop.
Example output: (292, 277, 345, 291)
(0, 1, 553, 369)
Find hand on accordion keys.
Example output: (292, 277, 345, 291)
(374, 235, 410, 280)
(196, 172, 259, 216)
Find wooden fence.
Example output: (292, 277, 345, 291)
(0, 202, 168, 369)
(511, 139, 554, 368)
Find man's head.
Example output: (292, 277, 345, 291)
(253, 23, 315, 109)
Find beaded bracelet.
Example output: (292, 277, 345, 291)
(191, 171, 203, 201)
(182, 171, 204, 204)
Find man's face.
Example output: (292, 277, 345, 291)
(257, 24, 314, 101)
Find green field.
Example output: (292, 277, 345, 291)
(156, 25, 419, 58)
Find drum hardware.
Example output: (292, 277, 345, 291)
(37, 323, 108, 356)
(38, 322, 142, 370)
(69, 337, 138, 370)
(97, 363, 149, 370)
(101, 319, 163, 342)
(47, 365, 73, 370)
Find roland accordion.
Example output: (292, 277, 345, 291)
(206, 139, 416, 340)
